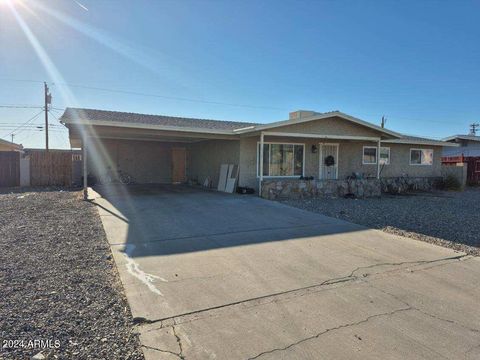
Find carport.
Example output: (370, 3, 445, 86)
(60, 108, 247, 199)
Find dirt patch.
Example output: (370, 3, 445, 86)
(0, 190, 144, 359)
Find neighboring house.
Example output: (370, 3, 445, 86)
(60, 108, 457, 198)
(0, 138, 23, 152)
(0, 139, 23, 187)
(442, 134, 480, 184)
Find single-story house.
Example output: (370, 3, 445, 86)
(442, 134, 480, 184)
(60, 108, 457, 199)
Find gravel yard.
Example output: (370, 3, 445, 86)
(282, 188, 480, 256)
(0, 190, 144, 359)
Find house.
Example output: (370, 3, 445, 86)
(0, 139, 23, 187)
(442, 134, 480, 184)
(60, 108, 457, 199)
(0, 138, 23, 152)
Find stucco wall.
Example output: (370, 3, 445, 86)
(238, 135, 443, 190)
(187, 139, 240, 187)
(380, 143, 443, 177)
(86, 139, 185, 184)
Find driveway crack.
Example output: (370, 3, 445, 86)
(138, 254, 469, 328)
(368, 282, 480, 335)
(172, 322, 186, 360)
(142, 344, 184, 359)
(347, 254, 468, 278)
(246, 307, 413, 360)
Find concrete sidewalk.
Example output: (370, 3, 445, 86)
(91, 185, 480, 360)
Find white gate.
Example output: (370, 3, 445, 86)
(319, 143, 339, 180)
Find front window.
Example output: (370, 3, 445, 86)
(410, 149, 433, 165)
(257, 143, 304, 177)
(379, 147, 390, 165)
(363, 146, 390, 165)
(475, 160, 480, 173)
(363, 147, 377, 164)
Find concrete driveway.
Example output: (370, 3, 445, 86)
(92, 185, 480, 360)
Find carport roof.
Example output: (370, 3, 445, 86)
(61, 107, 456, 147)
(60, 108, 258, 131)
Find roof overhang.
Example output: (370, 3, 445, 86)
(237, 111, 403, 139)
(441, 135, 480, 142)
(0, 138, 23, 151)
(262, 131, 381, 142)
(382, 139, 459, 147)
(63, 119, 236, 136)
(66, 123, 239, 148)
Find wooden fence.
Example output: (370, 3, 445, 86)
(0, 151, 20, 187)
(30, 151, 72, 186)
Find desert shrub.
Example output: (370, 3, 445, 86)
(444, 174, 462, 190)
(433, 177, 446, 190)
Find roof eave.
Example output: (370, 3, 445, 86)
(236, 111, 403, 138)
(382, 139, 459, 147)
(63, 119, 238, 136)
(441, 135, 480, 142)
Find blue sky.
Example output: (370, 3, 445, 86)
(0, 0, 479, 149)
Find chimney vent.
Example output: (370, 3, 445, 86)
(289, 110, 318, 120)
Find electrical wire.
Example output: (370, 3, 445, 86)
(1, 110, 44, 139)
(0, 78, 469, 127)
(0, 104, 44, 109)
(0, 78, 287, 111)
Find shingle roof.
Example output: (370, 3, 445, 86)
(60, 107, 454, 146)
(60, 108, 258, 131)
(0, 138, 23, 150)
(383, 134, 457, 146)
(442, 134, 480, 142)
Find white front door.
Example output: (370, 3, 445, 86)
(319, 143, 339, 180)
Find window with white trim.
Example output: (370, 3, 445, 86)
(257, 143, 304, 177)
(379, 147, 390, 165)
(362, 146, 390, 165)
(410, 149, 433, 165)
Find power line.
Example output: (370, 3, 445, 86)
(0, 104, 44, 109)
(0, 77, 288, 111)
(0, 78, 473, 127)
(51, 82, 288, 111)
(1, 110, 44, 139)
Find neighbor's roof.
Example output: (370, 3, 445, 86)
(383, 135, 459, 147)
(60, 108, 258, 131)
(0, 138, 23, 150)
(442, 134, 480, 142)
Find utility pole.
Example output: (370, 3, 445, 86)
(44, 82, 52, 151)
(381, 115, 387, 128)
(11, 133, 14, 143)
(470, 123, 479, 136)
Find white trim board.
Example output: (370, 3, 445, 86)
(382, 139, 458, 147)
(261, 131, 381, 141)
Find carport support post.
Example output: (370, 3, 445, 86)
(259, 132, 264, 197)
(376, 139, 381, 179)
(83, 137, 88, 200)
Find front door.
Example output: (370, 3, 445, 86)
(171, 147, 186, 183)
(319, 143, 339, 180)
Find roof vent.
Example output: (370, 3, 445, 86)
(289, 110, 318, 120)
